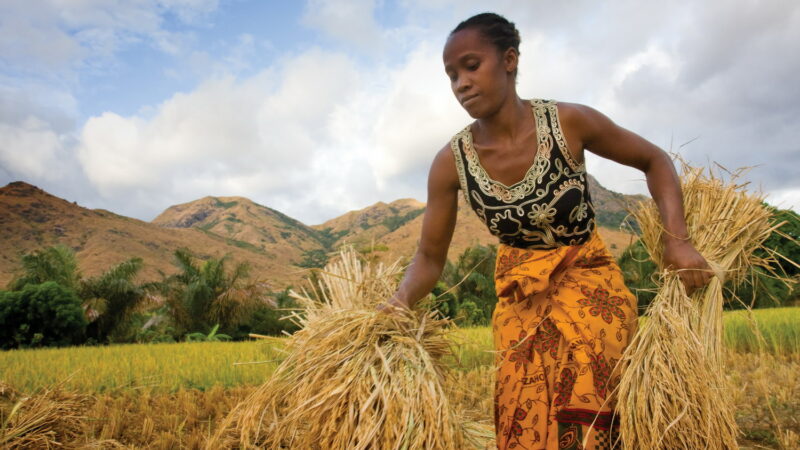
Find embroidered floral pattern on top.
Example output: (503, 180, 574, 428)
(451, 98, 596, 249)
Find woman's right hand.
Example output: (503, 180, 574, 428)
(375, 296, 411, 315)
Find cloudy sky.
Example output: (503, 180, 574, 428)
(1, 0, 798, 225)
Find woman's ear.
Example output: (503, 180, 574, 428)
(503, 47, 519, 75)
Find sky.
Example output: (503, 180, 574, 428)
(1, 0, 798, 225)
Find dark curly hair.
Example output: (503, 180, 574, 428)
(450, 12, 521, 57)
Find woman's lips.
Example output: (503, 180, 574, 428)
(461, 94, 479, 106)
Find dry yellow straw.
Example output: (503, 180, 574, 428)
(617, 158, 786, 449)
(0, 382, 90, 449)
(208, 247, 493, 449)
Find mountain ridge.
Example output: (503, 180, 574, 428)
(0, 181, 306, 289)
(1, 179, 641, 289)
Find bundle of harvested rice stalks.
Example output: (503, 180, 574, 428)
(208, 247, 494, 449)
(616, 159, 792, 450)
(0, 382, 90, 449)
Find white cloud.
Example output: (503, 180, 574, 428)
(76, 48, 372, 220)
(0, 0, 220, 73)
(77, 73, 264, 194)
(302, 0, 385, 53)
(767, 188, 800, 213)
(73, 39, 468, 222)
(0, 5, 82, 73)
(0, 116, 65, 179)
(367, 42, 468, 185)
(3, 0, 799, 225)
(0, 0, 222, 193)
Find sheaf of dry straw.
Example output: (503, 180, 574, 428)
(616, 159, 787, 450)
(208, 247, 494, 449)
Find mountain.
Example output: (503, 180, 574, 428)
(152, 195, 326, 267)
(312, 199, 426, 249)
(587, 174, 647, 229)
(308, 175, 643, 266)
(0, 177, 643, 289)
(316, 195, 637, 267)
(0, 182, 307, 289)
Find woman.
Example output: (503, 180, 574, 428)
(378, 12, 712, 450)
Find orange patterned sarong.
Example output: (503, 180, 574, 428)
(492, 230, 637, 450)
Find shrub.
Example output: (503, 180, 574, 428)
(0, 282, 87, 349)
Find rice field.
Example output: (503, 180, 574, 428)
(1, 307, 797, 394)
(1, 308, 798, 448)
(723, 307, 800, 355)
(0, 339, 286, 393)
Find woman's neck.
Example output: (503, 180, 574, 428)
(473, 93, 531, 144)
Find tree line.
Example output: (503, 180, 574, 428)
(618, 205, 799, 312)
(1, 205, 795, 349)
(0, 245, 300, 349)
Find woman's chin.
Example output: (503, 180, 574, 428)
(462, 104, 485, 119)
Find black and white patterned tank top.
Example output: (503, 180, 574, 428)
(450, 98, 596, 249)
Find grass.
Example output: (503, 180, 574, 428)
(1, 308, 797, 394)
(724, 307, 800, 355)
(0, 308, 798, 448)
(0, 340, 286, 393)
(2, 352, 792, 449)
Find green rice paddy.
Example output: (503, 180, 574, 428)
(1, 307, 797, 394)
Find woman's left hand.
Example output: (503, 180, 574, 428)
(662, 239, 714, 295)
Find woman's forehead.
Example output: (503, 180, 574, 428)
(443, 28, 494, 63)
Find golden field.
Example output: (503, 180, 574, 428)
(1, 308, 798, 449)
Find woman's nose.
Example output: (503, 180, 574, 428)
(455, 75, 471, 92)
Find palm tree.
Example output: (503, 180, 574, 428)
(8, 244, 80, 291)
(79, 257, 161, 342)
(160, 248, 271, 336)
(8, 245, 157, 343)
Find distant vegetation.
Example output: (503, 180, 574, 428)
(298, 207, 426, 269)
(1, 204, 795, 349)
(296, 227, 348, 269)
(296, 249, 329, 269)
(314, 227, 348, 249)
(595, 209, 633, 229)
(213, 199, 238, 209)
(432, 243, 498, 327)
(1, 308, 796, 394)
(0, 282, 86, 349)
(0, 245, 300, 349)
(618, 205, 799, 312)
(382, 207, 425, 232)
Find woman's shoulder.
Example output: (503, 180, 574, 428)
(529, 98, 587, 126)
(545, 101, 605, 138)
(529, 98, 583, 116)
(430, 141, 462, 191)
(554, 102, 621, 142)
(548, 100, 602, 121)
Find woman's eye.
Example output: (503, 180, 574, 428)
(467, 62, 479, 71)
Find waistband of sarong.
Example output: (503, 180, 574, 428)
(494, 228, 608, 279)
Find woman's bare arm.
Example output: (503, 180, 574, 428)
(560, 103, 713, 294)
(378, 144, 460, 312)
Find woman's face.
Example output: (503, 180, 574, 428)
(443, 28, 515, 119)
